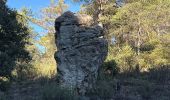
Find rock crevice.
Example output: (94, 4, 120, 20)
(54, 11, 108, 95)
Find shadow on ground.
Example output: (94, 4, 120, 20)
(88, 61, 170, 100)
(0, 61, 170, 100)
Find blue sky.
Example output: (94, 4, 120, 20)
(7, 0, 81, 12)
(7, 0, 82, 53)
(7, 0, 82, 34)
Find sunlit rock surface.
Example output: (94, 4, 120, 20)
(54, 11, 108, 95)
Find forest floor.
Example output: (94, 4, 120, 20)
(0, 67, 170, 100)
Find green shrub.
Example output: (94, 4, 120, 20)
(0, 52, 14, 78)
(0, 77, 10, 91)
(102, 60, 119, 76)
(11, 61, 39, 81)
(107, 44, 137, 73)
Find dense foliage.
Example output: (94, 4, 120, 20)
(80, 0, 170, 72)
(0, 0, 32, 78)
(0, 0, 170, 99)
(109, 0, 170, 72)
(25, 0, 68, 78)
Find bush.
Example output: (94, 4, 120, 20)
(102, 60, 119, 76)
(0, 77, 10, 91)
(0, 52, 14, 77)
(11, 62, 38, 81)
(107, 44, 137, 73)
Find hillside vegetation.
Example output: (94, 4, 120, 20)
(0, 0, 170, 100)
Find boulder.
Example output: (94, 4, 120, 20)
(54, 11, 108, 95)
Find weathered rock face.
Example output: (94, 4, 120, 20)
(54, 11, 108, 95)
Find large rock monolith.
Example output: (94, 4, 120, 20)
(54, 11, 108, 95)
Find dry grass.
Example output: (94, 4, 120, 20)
(0, 66, 169, 100)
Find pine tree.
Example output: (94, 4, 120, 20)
(0, 0, 32, 77)
(26, 0, 68, 78)
(82, 0, 170, 72)
(110, 0, 170, 71)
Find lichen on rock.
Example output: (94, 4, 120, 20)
(54, 11, 108, 95)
